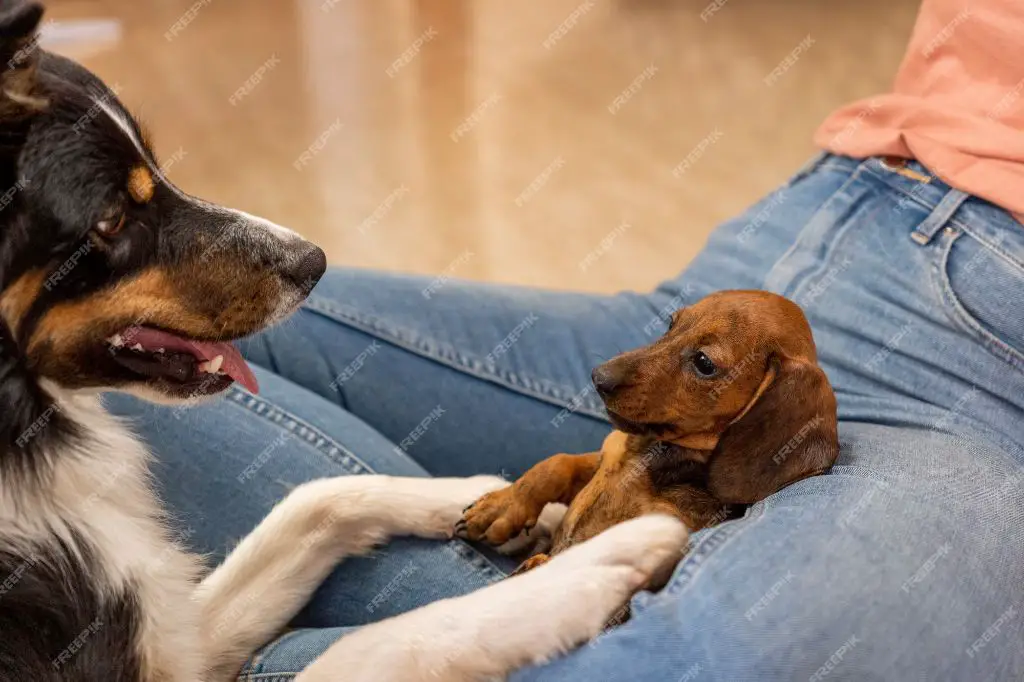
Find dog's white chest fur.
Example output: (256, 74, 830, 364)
(0, 389, 204, 681)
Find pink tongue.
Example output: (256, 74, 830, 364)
(124, 327, 259, 394)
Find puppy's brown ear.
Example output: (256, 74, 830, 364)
(708, 356, 839, 504)
(0, 2, 45, 118)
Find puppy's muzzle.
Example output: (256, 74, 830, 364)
(592, 362, 626, 398)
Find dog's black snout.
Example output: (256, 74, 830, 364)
(286, 245, 327, 294)
(592, 364, 623, 397)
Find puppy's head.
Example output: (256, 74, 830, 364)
(0, 3, 326, 404)
(593, 290, 838, 504)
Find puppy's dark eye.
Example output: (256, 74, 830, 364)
(94, 212, 126, 238)
(691, 351, 717, 377)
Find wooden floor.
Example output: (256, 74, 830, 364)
(46, 0, 917, 293)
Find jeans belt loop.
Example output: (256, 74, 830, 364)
(910, 188, 970, 246)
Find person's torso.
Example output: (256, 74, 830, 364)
(816, 0, 1024, 218)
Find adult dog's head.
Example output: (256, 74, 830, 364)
(591, 290, 839, 504)
(0, 2, 325, 402)
(0, 3, 325, 462)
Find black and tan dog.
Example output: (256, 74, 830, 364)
(0, 4, 700, 681)
(457, 290, 840, 575)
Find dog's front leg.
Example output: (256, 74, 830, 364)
(194, 474, 507, 682)
(295, 513, 689, 682)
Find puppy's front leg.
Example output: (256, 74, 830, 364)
(194, 474, 507, 682)
(457, 451, 601, 545)
(296, 514, 689, 682)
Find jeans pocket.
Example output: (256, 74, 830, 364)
(938, 225, 1024, 370)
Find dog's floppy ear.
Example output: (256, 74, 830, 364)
(707, 355, 839, 504)
(0, 1, 45, 118)
(0, 316, 75, 472)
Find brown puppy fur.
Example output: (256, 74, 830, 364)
(457, 290, 839, 575)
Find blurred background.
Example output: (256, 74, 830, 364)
(45, 0, 917, 293)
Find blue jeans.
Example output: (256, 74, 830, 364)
(105, 154, 1024, 681)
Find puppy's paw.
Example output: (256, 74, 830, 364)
(494, 502, 565, 556)
(455, 484, 546, 546)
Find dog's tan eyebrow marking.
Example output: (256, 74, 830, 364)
(93, 95, 160, 201)
(128, 165, 154, 203)
(93, 93, 302, 241)
(0, 268, 46, 335)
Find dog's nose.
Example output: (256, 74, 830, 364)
(285, 245, 327, 294)
(592, 364, 623, 397)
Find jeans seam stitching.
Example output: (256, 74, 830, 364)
(249, 629, 306, 671)
(769, 166, 869, 299)
(663, 503, 769, 597)
(302, 297, 609, 418)
(785, 152, 855, 187)
(862, 164, 937, 214)
(446, 539, 505, 581)
(862, 165, 1019, 256)
(226, 387, 376, 475)
(953, 222, 1024, 275)
(934, 234, 1024, 371)
(812, 159, 860, 176)
(784, 150, 828, 185)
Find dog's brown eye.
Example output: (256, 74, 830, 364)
(692, 351, 717, 377)
(94, 212, 126, 238)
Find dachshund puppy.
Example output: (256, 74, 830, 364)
(456, 290, 840, 576)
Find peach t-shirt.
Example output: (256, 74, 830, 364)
(816, 0, 1024, 216)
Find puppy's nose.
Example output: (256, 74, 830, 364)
(592, 364, 623, 397)
(285, 245, 327, 294)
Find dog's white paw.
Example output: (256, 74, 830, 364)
(563, 514, 689, 582)
(443, 514, 689, 674)
(376, 475, 509, 539)
(496, 515, 688, 662)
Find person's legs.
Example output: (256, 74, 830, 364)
(236, 154, 1023, 680)
(513, 423, 1024, 682)
(237, 425, 1024, 682)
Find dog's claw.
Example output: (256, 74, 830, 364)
(463, 503, 475, 513)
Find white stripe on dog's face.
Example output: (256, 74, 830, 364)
(93, 95, 304, 245)
(217, 206, 302, 243)
(89, 93, 322, 329)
